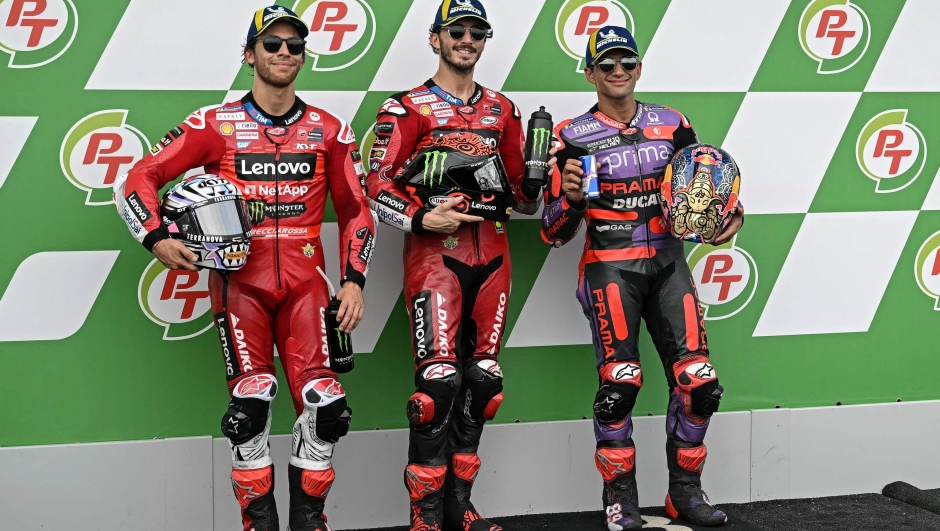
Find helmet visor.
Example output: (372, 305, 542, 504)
(189, 199, 251, 238)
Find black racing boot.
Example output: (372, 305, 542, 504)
(596, 445, 642, 530)
(407, 463, 448, 531)
(665, 438, 727, 527)
(442, 453, 503, 531)
(287, 463, 334, 530)
(231, 466, 280, 531)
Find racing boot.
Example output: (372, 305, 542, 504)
(442, 453, 503, 531)
(664, 438, 727, 527)
(231, 466, 280, 531)
(596, 444, 642, 530)
(287, 464, 334, 530)
(407, 463, 447, 531)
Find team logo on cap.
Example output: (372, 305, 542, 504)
(60, 110, 150, 206)
(0, 0, 78, 68)
(556, 0, 633, 71)
(799, 0, 870, 74)
(687, 235, 758, 320)
(139, 259, 214, 340)
(294, 0, 375, 71)
(915, 232, 940, 311)
(856, 109, 927, 194)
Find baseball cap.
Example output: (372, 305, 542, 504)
(585, 26, 639, 66)
(433, 0, 491, 30)
(246, 5, 309, 42)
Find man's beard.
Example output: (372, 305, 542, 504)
(254, 60, 301, 88)
(441, 45, 480, 75)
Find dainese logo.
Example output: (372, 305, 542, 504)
(856, 109, 927, 194)
(915, 231, 940, 311)
(60, 109, 149, 205)
(556, 0, 633, 71)
(294, 0, 375, 71)
(138, 259, 214, 340)
(687, 235, 758, 320)
(0, 0, 77, 68)
(799, 0, 870, 74)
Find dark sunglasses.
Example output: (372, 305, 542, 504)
(258, 36, 306, 55)
(594, 56, 639, 73)
(441, 25, 490, 41)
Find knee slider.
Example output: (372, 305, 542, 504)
(302, 378, 352, 444)
(464, 359, 504, 421)
(594, 362, 642, 424)
(408, 363, 460, 427)
(674, 356, 723, 418)
(222, 374, 277, 444)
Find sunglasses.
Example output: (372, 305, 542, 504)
(258, 36, 306, 55)
(441, 25, 490, 42)
(594, 56, 639, 73)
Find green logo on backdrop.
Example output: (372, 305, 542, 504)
(139, 259, 214, 340)
(423, 151, 448, 186)
(0, 0, 78, 68)
(555, 0, 633, 71)
(856, 109, 927, 194)
(799, 0, 870, 74)
(293, 0, 376, 71)
(532, 128, 551, 157)
(687, 235, 758, 320)
(915, 232, 940, 311)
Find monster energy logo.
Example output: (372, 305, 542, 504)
(532, 128, 551, 157)
(248, 200, 266, 225)
(335, 329, 350, 352)
(423, 151, 448, 186)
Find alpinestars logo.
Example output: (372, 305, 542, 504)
(294, 0, 375, 71)
(138, 259, 213, 340)
(856, 109, 927, 193)
(556, 0, 633, 71)
(799, 0, 870, 74)
(915, 231, 940, 311)
(0, 0, 78, 68)
(423, 151, 448, 186)
(687, 235, 758, 320)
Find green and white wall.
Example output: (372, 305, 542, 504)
(2, 1, 940, 529)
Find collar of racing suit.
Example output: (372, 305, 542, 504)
(424, 78, 484, 107)
(240, 91, 307, 126)
(589, 101, 644, 130)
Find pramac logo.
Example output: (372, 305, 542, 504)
(798, 0, 870, 74)
(60, 110, 149, 205)
(687, 235, 758, 320)
(294, 0, 375, 71)
(856, 109, 926, 194)
(915, 231, 940, 311)
(556, 0, 633, 71)
(139, 259, 214, 340)
(0, 0, 77, 68)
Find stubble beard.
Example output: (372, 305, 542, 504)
(254, 60, 301, 89)
(441, 45, 479, 76)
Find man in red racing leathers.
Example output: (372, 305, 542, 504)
(541, 27, 743, 529)
(113, 7, 375, 531)
(365, 2, 541, 530)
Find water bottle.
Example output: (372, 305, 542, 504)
(523, 106, 554, 187)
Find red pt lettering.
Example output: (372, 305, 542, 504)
(83, 132, 133, 185)
(817, 9, 855, 56)
(161, 270, 208, 320)
(6, 0, 57, 48)
(873, 129, 912, 176)
(575, 6, 608, 35)
(701, 254, 742, 302)
(311, 1, 356, 52)
(932, 248, 940, 277)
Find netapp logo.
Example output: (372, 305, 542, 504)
(235, 153, 317, 182)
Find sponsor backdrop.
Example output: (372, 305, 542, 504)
(1, 0, 939, 448)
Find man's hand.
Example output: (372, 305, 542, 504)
(153, 239, 199, 271)
(561, 158, 599, 204)
(335, 281, 365, 333)
(711, 205, 744, 246)
(546, 144, 559, 177)
(420, 196, 484, 234)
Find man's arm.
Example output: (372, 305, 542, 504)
(540, 121, 587, 246)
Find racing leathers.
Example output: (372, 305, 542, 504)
(115, 92, 376, 531)
(366, 79, 537, 531)
(542, 103, 726, 527)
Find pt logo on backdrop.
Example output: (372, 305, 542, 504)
(687, 235, 758, 320)
(0, 0, 77, 68)
(915, 232, 940, 311)
(139, 259, 213, 340)
(294, 0, 375, 71)
(555, 0, 633, 71)
(856, 109, 927, 194)
(799, 0, 870, 74)
(60, 110, 149, 205)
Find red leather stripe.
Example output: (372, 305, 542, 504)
(605, 283, 628, 341)
(584, 247, 653, 263)
(683, 293, 699, 351)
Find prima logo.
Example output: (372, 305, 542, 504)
(423, 150, 448, 186)
(556, 0, 633, 71)
(138, 259, 213, 340)
(60, 110, 149, 206)
(799, 0, 870, 74)
(915, 231, 940, 311)
(687, 235, 758, 320)
(856, 109, 927, 193)
(0, 0, 77, 68)
(531, 127, 551, 157)
(294, 0, 375, 71)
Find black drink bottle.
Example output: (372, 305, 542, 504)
(523, 106, 554, 187)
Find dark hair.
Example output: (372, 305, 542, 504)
(241, 39, 256, 75)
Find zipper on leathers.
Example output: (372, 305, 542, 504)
(274, 145, 282, 288)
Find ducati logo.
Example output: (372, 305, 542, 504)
(556, 0, 633, 71)
(798, 0, 870, 74)
(856, 109, 927, 194)
(687, 235, 758, 320)
(60, 109, 150, 206)
(0, 0, 78, 68)
(915, 231, 940, 311)
(294, 0, 375, 71)
(138, 259, 214, 340)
